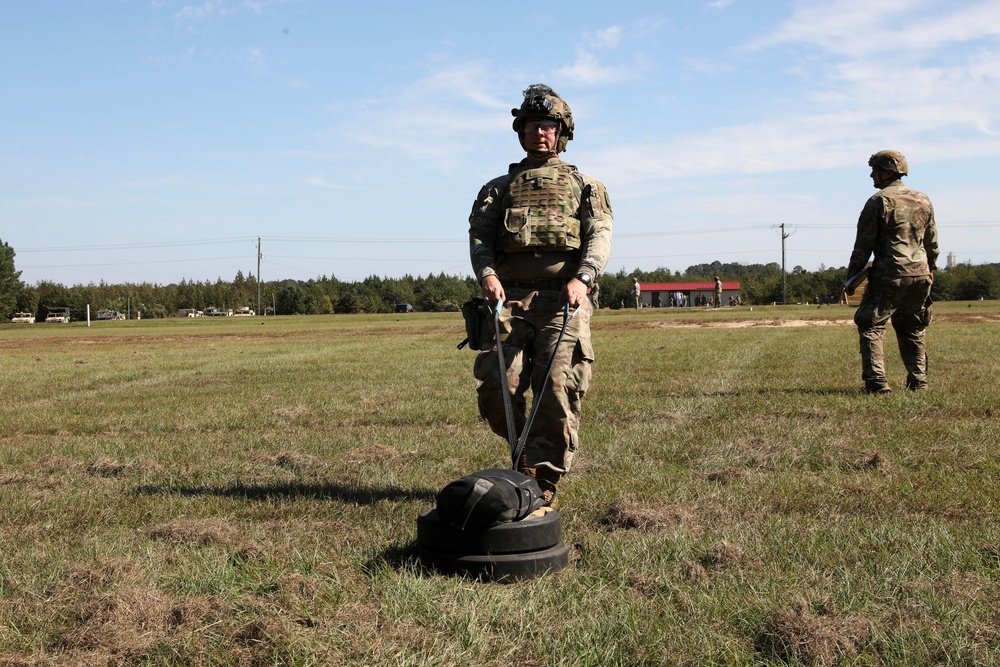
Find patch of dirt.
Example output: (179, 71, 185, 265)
(699, 540, 752, 568)
(86, 456, 163, 478)
(36, 455, 85, 474)
(146, 518, 239, 546)
(705, 467, 745, 484)
(757, 599, 873, 666)
(938, 312, 1000, 324)
(604, 311, 1000, 330)
(647, 318, 856, 330)
(599, 501, 698, 531)
(679, 558, 708, 583)
(255, 450, 318, 471)
(48, 558, 140, 602)
(273, 405, 309, 419)
(848, 450, 890, 471)
(59, 587, 174, 654)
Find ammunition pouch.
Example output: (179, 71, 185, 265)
(458, 297, 495, 351)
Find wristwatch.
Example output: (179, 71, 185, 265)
(575, 272, 592, 285)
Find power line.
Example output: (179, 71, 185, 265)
(17, 237, 256, 253)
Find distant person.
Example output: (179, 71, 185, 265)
(844, 150, 938, 393)
(714, 275, 722, 307)
(633, 278, 641, 308)
(468, 84, 613, 504)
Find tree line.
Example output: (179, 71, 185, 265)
(2, 238, 998, 320)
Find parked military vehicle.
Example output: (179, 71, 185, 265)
(45, 307, 71, 323)
(11, 312, 35, 323)
(95, 309, 125, 321)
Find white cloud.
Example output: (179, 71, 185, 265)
(330, 61, 518, 168)
(612, 0, 1000, 189)
(173, 1, 237, 21)
(173, 0, 290, 21)
(749, 0, 1000, 57)
(585, 26, 623, 50)
(553, 49, 640, 86)
(304, 176, 347, 190)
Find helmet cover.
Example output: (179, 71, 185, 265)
(868, 150, 908, 176)
(511, 84, 575, 153)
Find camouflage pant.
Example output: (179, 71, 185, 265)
(854, 276, 933, 389)
(473, 287, 594, 474)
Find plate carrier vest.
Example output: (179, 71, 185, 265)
(500, 163, 583, 253)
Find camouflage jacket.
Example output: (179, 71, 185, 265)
(847, 179, 939, 281)
(469, 157, 613, 284)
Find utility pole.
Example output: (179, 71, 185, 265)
(256, 237, 262, 316)
(781, 223, 788, 305)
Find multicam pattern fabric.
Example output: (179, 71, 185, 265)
(502, 163, 583, 252)
(469, 157, 612, 284)
(846, 180, 939, 281)
(468, 155, 612, 474)
(848, 179, 938, 391)
(472, 288, 593, 474)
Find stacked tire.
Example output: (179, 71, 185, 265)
(416, 508, 569, 581)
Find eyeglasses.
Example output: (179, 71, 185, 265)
(523, 120, 558, 134)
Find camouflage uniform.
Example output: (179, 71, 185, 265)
(633, 279, 641, 308)
(846, 151, 938, 392)
(714, 276, 722, 307)
(469, 86, 613, 478)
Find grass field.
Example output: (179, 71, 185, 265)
(1, 302, 998, 666)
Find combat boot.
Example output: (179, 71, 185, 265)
(862, 383, 892, 395)
(516, 451, 535, 479)
(534, 467, 561, 509)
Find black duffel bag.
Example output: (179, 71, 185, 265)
(436, 468, 547, 530)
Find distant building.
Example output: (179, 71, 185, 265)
(638, 281, 741, 307)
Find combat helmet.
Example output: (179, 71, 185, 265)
(511, 84, 574, 153)
(868, 150, 908, 176)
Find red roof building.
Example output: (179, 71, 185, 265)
(636, 281, 742, 307)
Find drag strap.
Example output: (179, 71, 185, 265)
(493, 299, 518, 454)
(510, 303, 576, 470)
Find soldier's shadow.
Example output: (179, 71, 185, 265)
(132, 480, 437, 505)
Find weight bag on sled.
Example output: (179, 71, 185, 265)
(436, 468, 548, 531)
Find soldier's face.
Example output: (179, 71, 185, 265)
(870, 166, 897, 188)
(523, 119, 558, 155)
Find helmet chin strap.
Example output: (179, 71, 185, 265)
(527, 149, 557, 160)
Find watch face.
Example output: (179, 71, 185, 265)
(578, 273, 591, 284)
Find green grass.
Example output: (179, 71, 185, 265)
(1, 303, 998, 665)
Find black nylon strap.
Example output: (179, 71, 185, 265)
(453, 477, 494, 531)
(510, 303, 571, 470)
(494, 302, 518, 455)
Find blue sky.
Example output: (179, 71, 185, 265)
(3, 0, 1000, 286)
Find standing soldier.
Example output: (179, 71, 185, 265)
(469, 84, 613, 505)
(633, 278, 642, 308)
(844, 150, 938, 393)
(714, 275, 723, 307)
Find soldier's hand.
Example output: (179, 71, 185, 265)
(481, 275, 505, 308)
(563, 278, 589, 308)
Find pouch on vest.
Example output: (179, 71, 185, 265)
(457, 297, 495, 351)
(436, 468, 548, 530)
